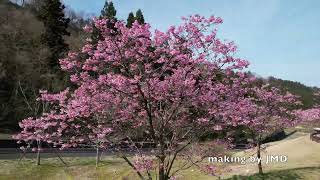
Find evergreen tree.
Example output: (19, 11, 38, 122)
(135, 9, 145, 25)
(92, 0, 117, 45)
(126, 12, 135, 28)
(38, 0, 70, 69)
(101, 1, 116, 19)
(91, 23, 102, 46)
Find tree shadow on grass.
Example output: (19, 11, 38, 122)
(262, 130, 298, 144)
(228, 166, 320, 180)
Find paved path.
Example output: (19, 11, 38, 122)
(0, 148, 153, 159)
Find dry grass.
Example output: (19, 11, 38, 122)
(230, 133, 320, 177)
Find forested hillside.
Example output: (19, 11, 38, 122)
(0, 0, 87, 131)
(267, 77, 320, 109)
(0, 0, 318, 132)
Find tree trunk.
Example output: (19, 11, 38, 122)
(96, 147, 99, 167)
(159, 156, 167, 180)
(36, 141, 41, 166)
(257, 141, 263, 174)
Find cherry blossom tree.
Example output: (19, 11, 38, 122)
(236, 84, 301, 174)
(295, 108, 320, 122)
(15, 15, 260, 179)
(14, 88, 114, 166)
(13, 89, 68, 165)
(295, 107, 320, 142)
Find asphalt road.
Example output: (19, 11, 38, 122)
(0, 148, 153, 159)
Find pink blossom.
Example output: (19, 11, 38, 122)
(133, 155, 154, 172)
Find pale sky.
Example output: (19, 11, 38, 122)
(63, 0, 320, 87)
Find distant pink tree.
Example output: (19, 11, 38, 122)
(13, 89, 69, 165)
(14, 88, 114, 166)
(295, 108, 320, 122)
(239, 84, 300, 174)
(295, 107, 320, 142)
(15, 15, 260, 179)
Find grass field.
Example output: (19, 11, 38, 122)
(229, 167, 320, 180)
(231, 133, 320, 173)
(0, 132, 319, 179)
(0, 156, 218, 180)
(228, 132, 320, 179)
(1, 156, 319, 180)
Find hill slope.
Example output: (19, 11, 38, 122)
(232, 133, 320, 176)
(268, 77, 320, 108)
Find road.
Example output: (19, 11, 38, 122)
(0, 148, 153, 159)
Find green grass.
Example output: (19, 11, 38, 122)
(0, 156, 218, 180)
(1, 157, 319, 180)
(0, 157, 135, 180)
